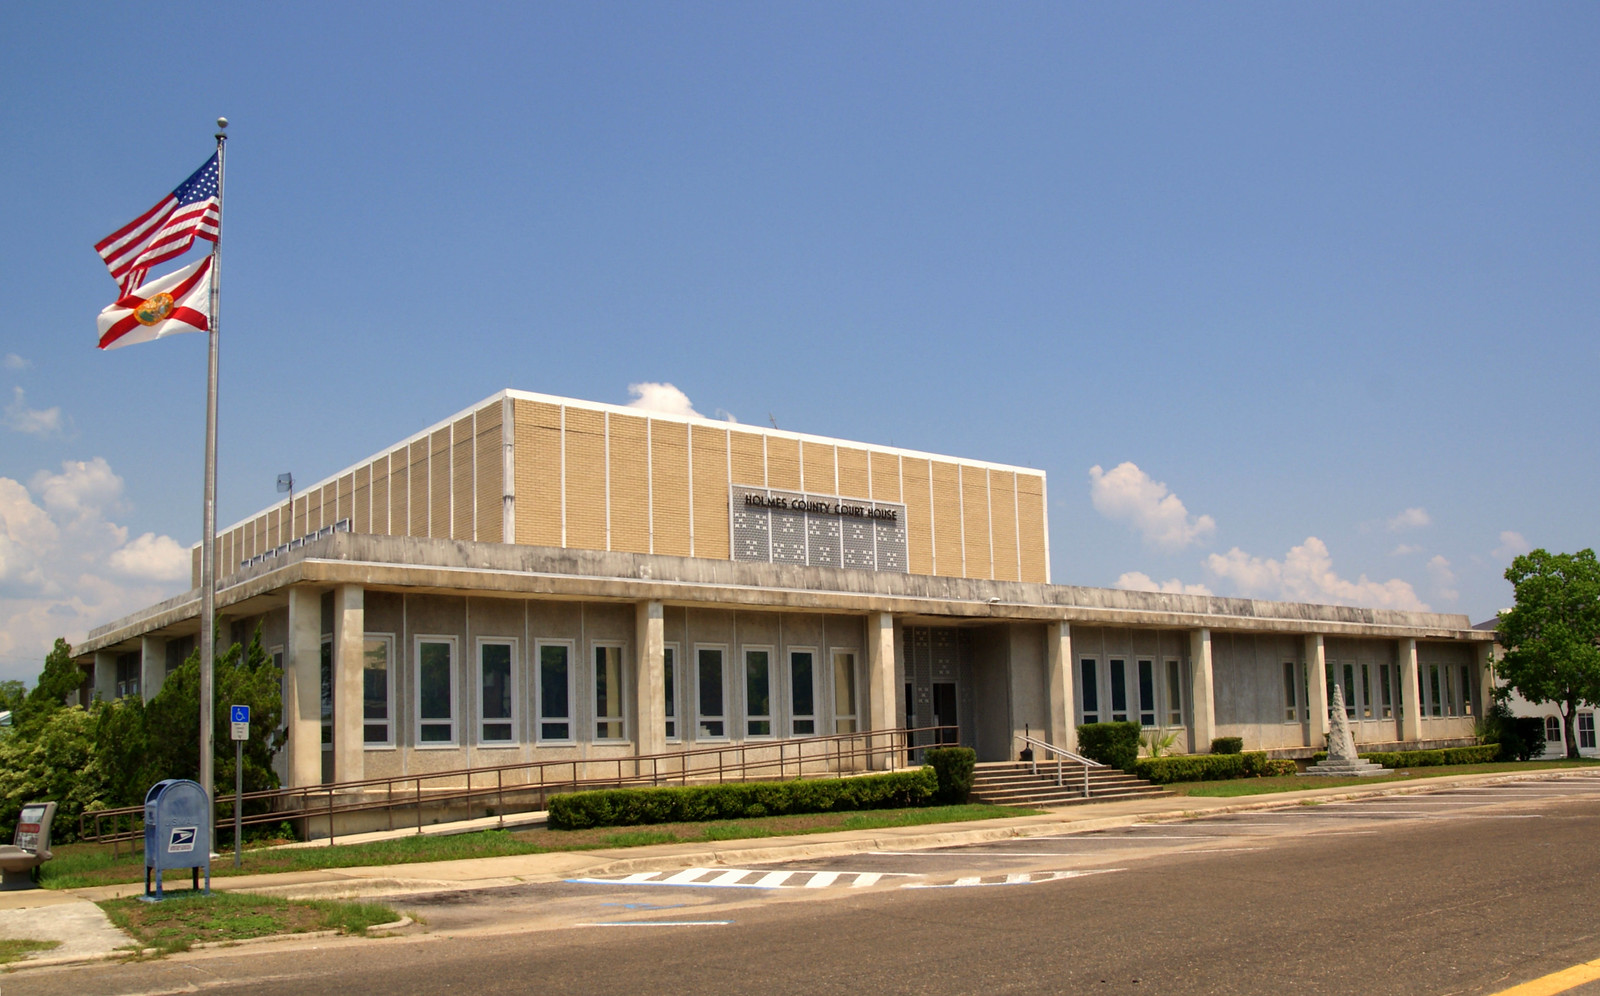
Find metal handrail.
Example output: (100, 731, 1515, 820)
(81, 724, 958, 847)
(1016, 729, 1104, 797)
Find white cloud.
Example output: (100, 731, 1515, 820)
(1387, 507, 1431, 532)
(1088, 462, 1216, 551)
(0, 458, 189, 683)
(1492, 531, 1532, 561)
(1205, 536, 1428, 611)
(3, 387, 63, 436)
(1114, 571, 1214, 596)
(1389, 544, 1422, 556)
(626, 382, 702, 418)
(4, 353, 28, 370)
(1427, 554, 1459, 602)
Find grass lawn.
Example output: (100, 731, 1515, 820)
(0, 938, 62, 965)
(43, 803, 1031, 890)
(99, 893, 399, 955)
(1164, 758, 1600, 797)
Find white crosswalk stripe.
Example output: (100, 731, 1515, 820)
(904, 868, 1124, 889)
(568, 867, 919, 890)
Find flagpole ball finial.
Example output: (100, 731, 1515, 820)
(217, 117, 228, 129)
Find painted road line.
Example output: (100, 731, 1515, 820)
(571, 868, 918, 889)
(581, 921, 733, 927)
(905, 868, 1125, 890)
(664, 868, 711, 885)
(805, 872, 841, 889)
(753, 871, 793, 888)
(1485, 956, 1600, 996)
(849, 873, 882, 888)
(708, 869, 752, 886)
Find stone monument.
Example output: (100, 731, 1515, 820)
(1305, 684, 1386, 777)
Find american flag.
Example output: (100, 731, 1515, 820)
(95, 153, 220, 294)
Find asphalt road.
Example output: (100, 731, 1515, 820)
(11, 778, 1600, 996)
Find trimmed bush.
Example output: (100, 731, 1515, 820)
(925, 747, 976, 805)
(1077, 722, 1142, 771)
(1309, 744, 1502, 768)
(1131, 751, 1296, 784)
(1210, 737, 1244, 755)
(546, 768, 939, 830)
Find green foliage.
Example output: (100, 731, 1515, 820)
(1076, 722, 1142, 770)
(1308, 745, 1502, 767)
(1479, 701, 1548, 762)
(0, 706, 104, 841)
(547, 769, 939, 830)
(1210, 736, 1244, 754)
(1131, 751, 1297, 784)
(924, 747, 976, 804)
(19, 638, 83, 727)
(1140, 728, 1181, 758)
(1494, 548, 1600, 759)
(0, 680, 25, 716)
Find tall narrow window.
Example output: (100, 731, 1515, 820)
(416, 637, 456, 745)
(1166, 660, 1184, 727)
(790, 649, 816, 736)
(594, 644, 625, 741)
(1580, 712, 1596, 750)
(1545, 716, 1562, 744)
(1429, 665, 1442, 717)
(903, 682, 915, 730)
(1342, 664, 1356, 718)
(363, 635, 393, 746)
(478, 640, 514, 744)
(698, 646, 726, 738)
(1360, 664, 1373, 720)
(320, 637, 333, 748)
(832, 650, 857, 734)
(1080, 659, 1099, 724)
(1379, 664, 1393, 719)
(537, 641, 572, 741)
(664, 644, 679, 741)
(1137, 659, 1155, 727)
(272, 646, 287, 735)
(1283, 662, 1299, 722)
(744, 648, 772, 737)
(1109, 659, 1127, 722)
(1460, 665, 1474, 716)
(1442, 664, 1457, 717)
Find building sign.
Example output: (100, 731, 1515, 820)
(730, 486, 908, 573)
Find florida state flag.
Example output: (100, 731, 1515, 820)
(96, 257, 212, 350)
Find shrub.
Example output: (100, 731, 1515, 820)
(546, 768, 939, 830)
(924, 747, 976, 805)
(1309, 745, 1502, 768)
(1210, 737, 1244, 755)
(1076, 722, 1142, 771)
(1131, 751, 1295, 784)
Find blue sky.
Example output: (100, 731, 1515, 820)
(2, 2, 1596, 683)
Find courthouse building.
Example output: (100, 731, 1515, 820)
(75, 389, 1495, 789)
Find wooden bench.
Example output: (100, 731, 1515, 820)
(0, 801, 57, 890)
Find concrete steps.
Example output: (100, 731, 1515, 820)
(970, 760, 1169, 808)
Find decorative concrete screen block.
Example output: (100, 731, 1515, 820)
(730, 486, 909, 573)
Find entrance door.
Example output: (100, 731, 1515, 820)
(932, 682, 959, 744)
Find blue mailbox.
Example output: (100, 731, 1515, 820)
(143, 779, 210, 900)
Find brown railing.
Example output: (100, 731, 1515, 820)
(81, 725, 958, 848)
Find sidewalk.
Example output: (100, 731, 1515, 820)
(5, 767, 1596, 971)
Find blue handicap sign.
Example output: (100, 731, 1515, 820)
(230, 704, 250, 724)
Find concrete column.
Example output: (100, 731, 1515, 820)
(93, 651, 117, 703)
(1305, 634, 1329, 745)
(1189, 629, 1216, 751)
(285, 587, 322, 789)
(865, 612, 897, 769)
(141, 636, 168, 702)
(1398, 638, 1423, 743)
(634, 600, 666, 760)
(1046, 621, 1076, 752)
(332, 585, 364, 784)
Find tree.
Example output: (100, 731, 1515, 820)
(1494, 549, 1600, 759)
(20, 638, 83, 725)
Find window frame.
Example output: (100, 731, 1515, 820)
(1580, 712, 1596, 750)
(1545, 715, 1562, 745)
(1136, 658, 1156, 727)
(831, 648, 859, 735)
(320, 635, 334, 751)
(1079, 658, 1099, 725)
(535, 638, 575, 744)
(413, 634, 459, 748)
(362, 633, 395, 749)
(664, 642, 681, 742)
(788, 646, 818, 737)
(743, 645, 775, 738)
(592, 641, 628, 743)
(1165, 658, 1185, 728)
(476, 636, 518, 748)
(1282, 661, 1300, 723)
(1108, 658, 1128, 723)
(695, 643, 729, 740)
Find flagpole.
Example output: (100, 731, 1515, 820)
(200, 117, 227, 849)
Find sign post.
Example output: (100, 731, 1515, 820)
(229, 705, 249, 868)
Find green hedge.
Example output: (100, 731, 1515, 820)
(1131, 751, 1299, 784)
(546, 768, 939, 830)
(1077, 722, 1142, 770)
(925, 747, 976, 805)
(1210, 737, 1244, 755)
(1309, 744, 1501, 767)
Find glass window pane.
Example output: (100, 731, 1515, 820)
(1080, 659, 1099, 721)
(363, 638, 389, 721)
(481, 644, 512, 721)
(1360, 665, 1372, 719)
(791, 651, 814, 718)
(1343, 664, 1356, 718)
(1283, 662, 1297, 721)
(1109, 659, 1127, 720)
(833, 651, 856, 734)
(1429, 665, 1442, 717)
(1167, 660, 1184, 726)
(419, 641, 452, 722)
(699, 648, 725, 737)
(1137, 660, 1155, 726)
(746, 649, 771, 736)
(540, 645, 569, 722)
(664, 646, 677, 738)
(320, 640, 333, 721)
(596, 645, 623, 739)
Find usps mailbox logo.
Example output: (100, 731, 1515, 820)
(168, 826, 198, 853)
